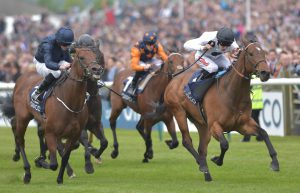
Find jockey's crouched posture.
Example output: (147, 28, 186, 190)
(184, 27, 240, 80)
(130, 31, 168, 97)
(31, 27, 74, 103)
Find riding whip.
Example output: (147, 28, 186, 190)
(172, 41, 215, 78)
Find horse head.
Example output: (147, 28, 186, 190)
(70, 34, 105, 81)
(240, 32, 270, 82)
(162, 53, 184, 78)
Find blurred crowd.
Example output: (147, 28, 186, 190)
(0, 0, 299, 83)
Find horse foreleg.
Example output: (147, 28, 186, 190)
(210, 122, 229, 166)
(163, 115, 179, 149)
(257, 127, 280, 171)
(109, 108, 123, 159)
(15, 120, 31, 184)
(136, 118, 146, 140)
(197, 124, 212, 181)
(79, 130, 94, 174)
(92, 122, 108, 159)
(10, 117, 20, 162)
(56, 139, 74, 184)
(35, 124, 48, 168)
(45, 133, 58, 171)
(142, 121, 153, 163)
(57, 141, 75, 178)
(175, 111, 212, 181)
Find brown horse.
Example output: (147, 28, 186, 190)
(4, 35, 107, 176)
(163, 34, 279, 181)
(10, 41, 104, 184)
(109, 53, 184, 162)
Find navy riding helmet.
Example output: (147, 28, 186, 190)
(216, 27, 234, 47)
(55, 27, 74, 46)
(143, 31, 157, 45)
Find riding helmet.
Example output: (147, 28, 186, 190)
(143, 31, 157, 45)
(55, 27, 74, 45)
(216, 27, 234, 46)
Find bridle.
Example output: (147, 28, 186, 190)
(231, 42, 266, 80)
(54, 47, 103, 113)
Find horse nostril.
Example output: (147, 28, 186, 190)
(260, 71, 270, 80)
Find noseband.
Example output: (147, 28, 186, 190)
(70, 47, 104, 82)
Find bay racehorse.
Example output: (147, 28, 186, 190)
(109, 53, 184, 162)
(2, 35, 108, 176)
(9, 40, 104, 184)
(163, 33, 279, 181)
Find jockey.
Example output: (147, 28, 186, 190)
(130, 31, 168, 94)
(31, 26, 74, 102)
(183, 27, 239, 79)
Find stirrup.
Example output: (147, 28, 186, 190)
(31, 90, 42, 102)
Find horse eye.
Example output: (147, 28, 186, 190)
(249, 52, 253, 56)
(79, 56, 85, 61)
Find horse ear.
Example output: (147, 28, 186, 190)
(96, 39, 102, 50)
(69, 42, 76, 54)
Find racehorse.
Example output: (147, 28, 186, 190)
(1, 35, 107, 176)
(8, 40, 104, 184)
(163, 33, 279, 181)
(109, 53, 184, 162)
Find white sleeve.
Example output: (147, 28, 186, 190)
(183, 37, 206, 51)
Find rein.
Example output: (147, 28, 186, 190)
(172, 49, 208, 78)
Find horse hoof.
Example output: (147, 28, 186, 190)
(67, 168, 74, 177)
(12, 154, 20, 162)
(270, 161, 280, 171)
(57, 178, 63, 184)
(142, 158, 149, 163)
(211, 156, 223, 166)
(85, 162, 94, 174)
(50, 164, 58, 171)
(111, 151, 119, 159)
(34, 156, 45, 168)
(23, 173, 31, 184)
(89, 147, 98, 157)
(165, 140, 179, 149)
(69, 173, 76, 179)
(204, 172, 212, 182)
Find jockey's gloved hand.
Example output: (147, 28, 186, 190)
(208, 40, 216, 47)
(97, 80, 105, 88)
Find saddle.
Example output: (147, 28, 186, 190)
(29, 72, 68, 114)
(121, 72, 155, 102)
(184, 69, 227, 104)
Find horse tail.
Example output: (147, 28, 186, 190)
(142, 101, 166, 120)
(0, 94, 15, 119)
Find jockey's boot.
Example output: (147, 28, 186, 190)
(32, 73, 56, 103)
(130, 75, 139, 95)
(199, 69, 211, 80)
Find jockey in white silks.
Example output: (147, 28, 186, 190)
(183, 27, 239, 79)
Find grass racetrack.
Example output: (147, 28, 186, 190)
(0, 126, 299, 193)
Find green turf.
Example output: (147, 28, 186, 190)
(0, 127, 299, 193)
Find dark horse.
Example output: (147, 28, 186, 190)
(109, 53, 184, 162)
(8, 41, 104, 184)
(163, 34, 279, 181)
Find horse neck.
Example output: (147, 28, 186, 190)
(57, 60, 88, 109)
(149, 64, 171, 99)
(220, 51, 251, 105)
(87, 80, 98, 96)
